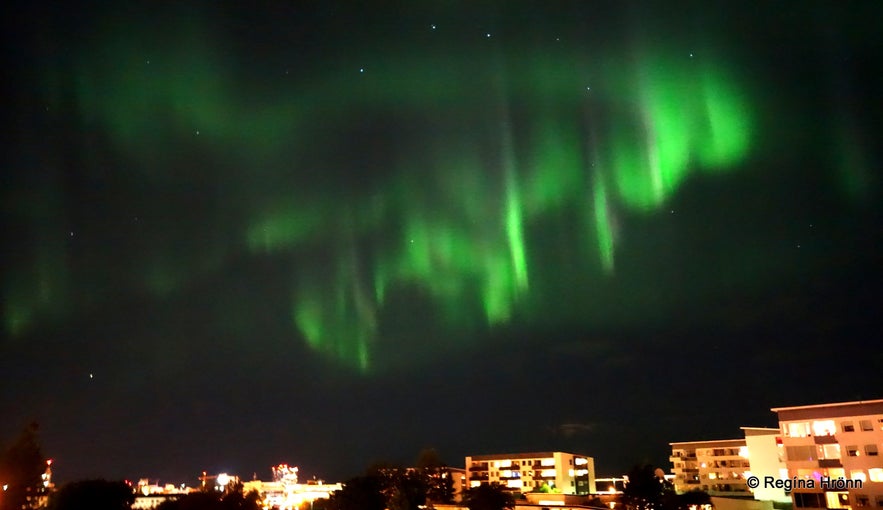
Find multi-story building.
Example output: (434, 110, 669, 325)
(670, 439, 751, 496)
(465, 451, 595, 495)
(772, 398, 883, 510)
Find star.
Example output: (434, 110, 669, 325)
(430, 24, 436, 30)
(196, 130, 200, 135)
(486, 33, 491, 38)
(89, 373, 94, 379)
(69, 231, 74, 237)
(359, 68, 364, 73)
(689, 53, 694, 58)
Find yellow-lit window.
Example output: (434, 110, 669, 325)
(827, 468, 846, 479)
(868, 469, 883, 483)
(812, 420, 836, 436)
(850, 470, 867, 483)
(788, 422, 811, 437)
(826, 492, 850, 509)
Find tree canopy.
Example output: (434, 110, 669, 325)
(463, 483, 515, 510)
(48, 480, 134, 510)
(0, 422, 47, 510)
(620, 464, 711, 510)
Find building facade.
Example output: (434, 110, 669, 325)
(465, 451, 595, 495)
(772, 398, 883, 510)
(670, 439, 752, 496)
(741, 427, 790, 503)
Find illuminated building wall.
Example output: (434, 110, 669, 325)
(740, 427, 789, 503)
(465, 451, 595, 495)
(772, 398, 883, 510)
(669, 438, 751, 496)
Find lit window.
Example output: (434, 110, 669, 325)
(864, 445, 878, 456)
(541, 459, 555, 467)
(826, 492, 850, 509)
(846, 445, 859, 456)
(788, 422, 811, 437)
(818, 444, 841, 459)
(850, 470, 867, 483)
(812, 420, 836, 436)
(739, 446, 749, 458)
(827, 468, 846, 480)
(499, 460, 511, 468)
(868, 469, 883, 483)
(541, 469, 556, 477)
(575, 458, 588, 466)
(506, 479, 523, 488)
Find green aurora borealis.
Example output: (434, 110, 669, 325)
(4, 3, 877, 374)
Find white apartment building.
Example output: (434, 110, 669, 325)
(465, 451, 595, 495)
(669, 438, 752, 496)
(772, 398, 883, 510)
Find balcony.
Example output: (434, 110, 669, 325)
(818, 459, 842, 468)
(814, 435, 838, 445)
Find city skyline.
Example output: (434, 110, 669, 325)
(3, 0, 881, 485)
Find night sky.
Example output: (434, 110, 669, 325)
(3, 1, 881, 486)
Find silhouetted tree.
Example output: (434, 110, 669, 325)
(621, 465, 675, 510)
(48, 480, 134, 510)
(327, 475, 385, 510)
(154, 485, 261, 510)
(463, 483, 514, 510)
(0, 422, 47, 510)
(670, 489, 712, 510)
(415, 448, 455, 505)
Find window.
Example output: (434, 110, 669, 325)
(864, 444, 878, 456)
(860, 420, 873, 432)
(789, 422, 812, 437)
(818, 444, 841, 459)
(850, 470, 867, 483)
(826, 468, 846, 480)
(813, 420, 836, 436)
(794, 492, 825, 508)
(842, 421, 855, 432)
(827, 492, 850, 509)
(875, 496, 883, 508)
(846, 445, 859, 456)
(787, 445, 818, 461)
(869, 468, 883, 483)
(855, 495, 870, 508)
